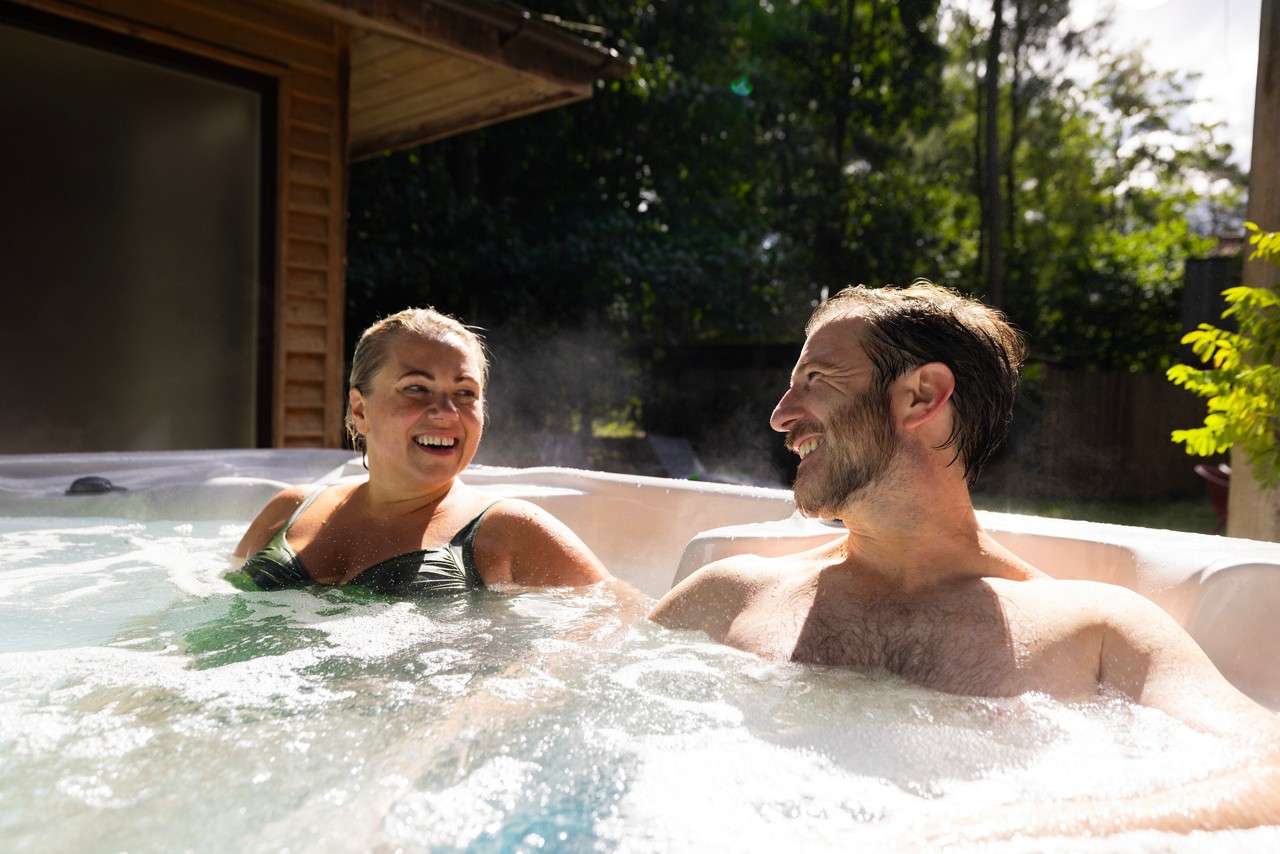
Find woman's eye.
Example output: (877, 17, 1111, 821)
(454, 389, 478, 400)
(403, 384, 427, 394)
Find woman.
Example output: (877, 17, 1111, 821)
(234, 307, 608, 593)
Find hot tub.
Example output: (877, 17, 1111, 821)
(2, 449, 1278, 851)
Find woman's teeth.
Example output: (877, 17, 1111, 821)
(416, 436, 457, 448)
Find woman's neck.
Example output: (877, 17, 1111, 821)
(362, 472, 456, 515)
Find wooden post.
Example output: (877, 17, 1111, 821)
(1228, 0, 1280, 540)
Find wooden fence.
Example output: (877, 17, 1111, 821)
(983, 367, 1212, 500)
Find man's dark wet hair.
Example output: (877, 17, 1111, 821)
(806, 280, 1026, 486)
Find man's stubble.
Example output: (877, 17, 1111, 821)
(792, 386, 899, 519)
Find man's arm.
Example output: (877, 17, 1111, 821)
(1099, 585, 1277, 737)
(1081, 586, 1280, 830)
(932, 585, 1280, 843)
(648, 557, 759, 642)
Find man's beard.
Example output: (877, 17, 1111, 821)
(791, 387, 898, 518)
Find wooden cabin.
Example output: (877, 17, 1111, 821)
(0, 0, 625, 453)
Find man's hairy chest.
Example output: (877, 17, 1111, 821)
(724, 578, 1100, 698)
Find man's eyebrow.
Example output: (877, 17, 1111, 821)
(796, 358, 839, 375)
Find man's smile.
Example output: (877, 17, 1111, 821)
(795, 437, 823, 460)
(788, 432, 824, 460)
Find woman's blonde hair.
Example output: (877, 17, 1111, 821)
(344, 307, 488, 451)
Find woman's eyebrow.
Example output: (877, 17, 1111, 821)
(397, 369, 480, 384)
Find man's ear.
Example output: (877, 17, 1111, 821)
(349, 387, 369, 437)
(896, 362, 955, 432)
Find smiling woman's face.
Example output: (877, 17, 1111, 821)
(349, 332, 485, 491)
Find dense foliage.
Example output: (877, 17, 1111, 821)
(346, 0, 1245, 443)
(1169, 224, 1280, 488)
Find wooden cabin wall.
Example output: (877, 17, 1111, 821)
(16, 0, 350, 448)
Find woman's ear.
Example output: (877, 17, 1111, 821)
(349, 387, 369, 437)
(899, 362, 955, 432)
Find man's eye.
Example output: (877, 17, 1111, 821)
(806, 371, 821, 383)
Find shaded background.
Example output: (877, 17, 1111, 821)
(344, 0, 1251, 527)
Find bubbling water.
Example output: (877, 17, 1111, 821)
(0, 516, 1276, 853)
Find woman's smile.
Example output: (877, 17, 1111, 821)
(413, 432, 461, 456)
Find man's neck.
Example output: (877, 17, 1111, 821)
(829, 469, 1033, 592)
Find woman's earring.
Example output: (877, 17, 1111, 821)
(356, 434, 369, 471)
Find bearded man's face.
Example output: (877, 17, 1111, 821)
(791, 383, 898, 518)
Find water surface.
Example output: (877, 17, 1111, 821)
(1, 516, 1276, 852)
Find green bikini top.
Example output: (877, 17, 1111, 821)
(239, 486, 498, 595)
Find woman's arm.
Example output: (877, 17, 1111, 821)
(473, 500, 609, 587)
(233, 486, 308, 558)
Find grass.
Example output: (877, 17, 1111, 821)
(972, 494, 1220, 534)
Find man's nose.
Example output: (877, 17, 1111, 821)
(770, 386, 800, 433)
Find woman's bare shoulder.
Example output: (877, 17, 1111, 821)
(470, 498, 607, 586)
(234, 485, 312, 557)
(266, 484, 313, 511)
(474, 497, 558, 526)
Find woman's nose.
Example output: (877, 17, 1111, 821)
(426, 391, 458, 416)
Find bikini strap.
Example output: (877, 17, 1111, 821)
(452, 500, 503, 585)
(450, 500, 503, 548)
(282, 483, 329, 533)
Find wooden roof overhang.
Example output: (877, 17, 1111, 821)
(286, 0, 629, 159)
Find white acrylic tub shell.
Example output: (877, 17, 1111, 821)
(3, 449, 1279, 708)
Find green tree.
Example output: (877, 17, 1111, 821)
(344, 1, 1247, 466)
(935, 19, 1238, 370)
(1169, 224, 1280, 487)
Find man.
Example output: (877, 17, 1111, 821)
(650, 281, 1280, 838)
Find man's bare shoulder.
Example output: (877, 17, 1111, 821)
(986, 576, 1274, 723)
(988, 575, 1168, 617)
(688, 552, 789, 594)
(1043, 578, 1280, 732)
(649, 553, 789, 638)
(981, 575, 1158, 632)
(985, 574, 1126, 602)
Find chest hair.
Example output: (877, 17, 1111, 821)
(780, 589, 1027, 696)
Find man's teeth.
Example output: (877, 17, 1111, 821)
(796, 438, 822, 459)
(416, 436, 457, 448)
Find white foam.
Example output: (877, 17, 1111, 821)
(2, 512, 1277, 852)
